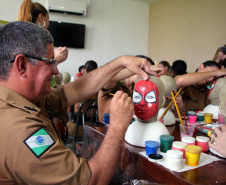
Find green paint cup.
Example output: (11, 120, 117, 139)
(196, 112, 204, 122)
(160, 135, 174, 153)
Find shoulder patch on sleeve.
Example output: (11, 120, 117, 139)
(23, 128, 55, 158)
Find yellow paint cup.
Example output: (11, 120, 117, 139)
(185, 145, 202, 166)
(204, 113, 213, 124)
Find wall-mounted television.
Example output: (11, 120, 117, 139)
(48, 21, 85, 49)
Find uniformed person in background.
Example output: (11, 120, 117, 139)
(174, 60, 226, 114)
(0, 21, 156, 185)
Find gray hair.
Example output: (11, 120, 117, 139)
(0, 21, 54, 80)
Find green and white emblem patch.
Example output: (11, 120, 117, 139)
(24, 128, 55, 158)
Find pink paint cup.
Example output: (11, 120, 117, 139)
(172, 141, 187, 159)
(188, 115, 197, 124)
(218, 111, 225, 124)
(196, 136, 209, 152)
(182, 136, 196, 145)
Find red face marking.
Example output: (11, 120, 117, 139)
(133, 80, 159, 120)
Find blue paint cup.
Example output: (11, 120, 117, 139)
(104, 113, 110, 124)
(145, 141, 159, 155)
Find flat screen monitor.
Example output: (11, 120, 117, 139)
(48, 21, 85, 48)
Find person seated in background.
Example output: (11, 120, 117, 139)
(157, 60, 174, 77)
(172, 60, 187, 77)
(0, 21, 157, 185)
(67, 60, 98, 138)
(174, 60, 226, 114)
(213, 45, 226, 66)
(79, 65, 85, 74)
(17, 0, 68, 87)
(98, 55, 159, 122)
(75, 72, 83, 79)
(220, 58, 226, 69)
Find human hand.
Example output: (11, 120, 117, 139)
(150, 65, 163, 75)
(214, 68, 226, 78)
(54, 46, 68, 64)
(121, 56, 158, 80)
(209, 124, 226, 157)
(109, 91, 134, 133)
(216, 51, 226, 63)
(166, 91, 183, 110)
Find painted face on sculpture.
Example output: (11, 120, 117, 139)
(133, 80, 159, 120)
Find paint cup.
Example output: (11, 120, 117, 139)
(160, 135, 174, 153)
(182, 136, 196, 145)
(188, 115, 197, 124)
(166, 150, 183, 171)
(218, 111, 225, 124)
(94, 122, 105, 134)
(145, 141, 159, 156)
(172, 141, 187, 159)
(148, 154, 164, 162)
(104, 113, 110, 124)
(179, 124, 195, 140)
(187, 111, 196, 116)
(204, 113, 213, 124)
(196, 112, 204, 122)
(185, 145, 202, 166)
(196, 136, 209, 152)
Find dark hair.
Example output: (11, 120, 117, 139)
(136, 55, 154, 65)
(202, 60, 221, 69)
(159, 60, 170, 68)
(85, 60, 98, 73)
(221, 58, 226, 68)
(172, 60, 187, 75)
(78, 65, 84, 72)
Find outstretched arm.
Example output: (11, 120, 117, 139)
(175, 69, 226, 89)
(88, 91, 133, 185)
(64, 56, 154, 106)
(102, 64, 163, 90)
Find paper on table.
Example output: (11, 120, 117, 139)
(139, 151, 220, 172)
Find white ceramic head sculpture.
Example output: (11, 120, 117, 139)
(208, 78, 226, 105)
(62, 72, 71, 85)
(203, 78, 226, 119)
(219, 83, 226, 122)
(54, 72, 63, 85)
(157, 75, 177, 125)
(159, 75, 177, 107)
(125, 76, 169, 147)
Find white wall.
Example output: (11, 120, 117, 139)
(0, 0, 150, 78)
(148, 0, 226, 73)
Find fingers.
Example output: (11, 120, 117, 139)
(209, 141, 218, 150)
(221, 124, 226, 132)
(214, 126, 222, 137)
(113, 91, 132, 103)
(209, 134, 217, 144)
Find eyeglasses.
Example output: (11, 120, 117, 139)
(8, 54, 58, 70)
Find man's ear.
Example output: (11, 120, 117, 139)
(14, 54, 28, 77)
